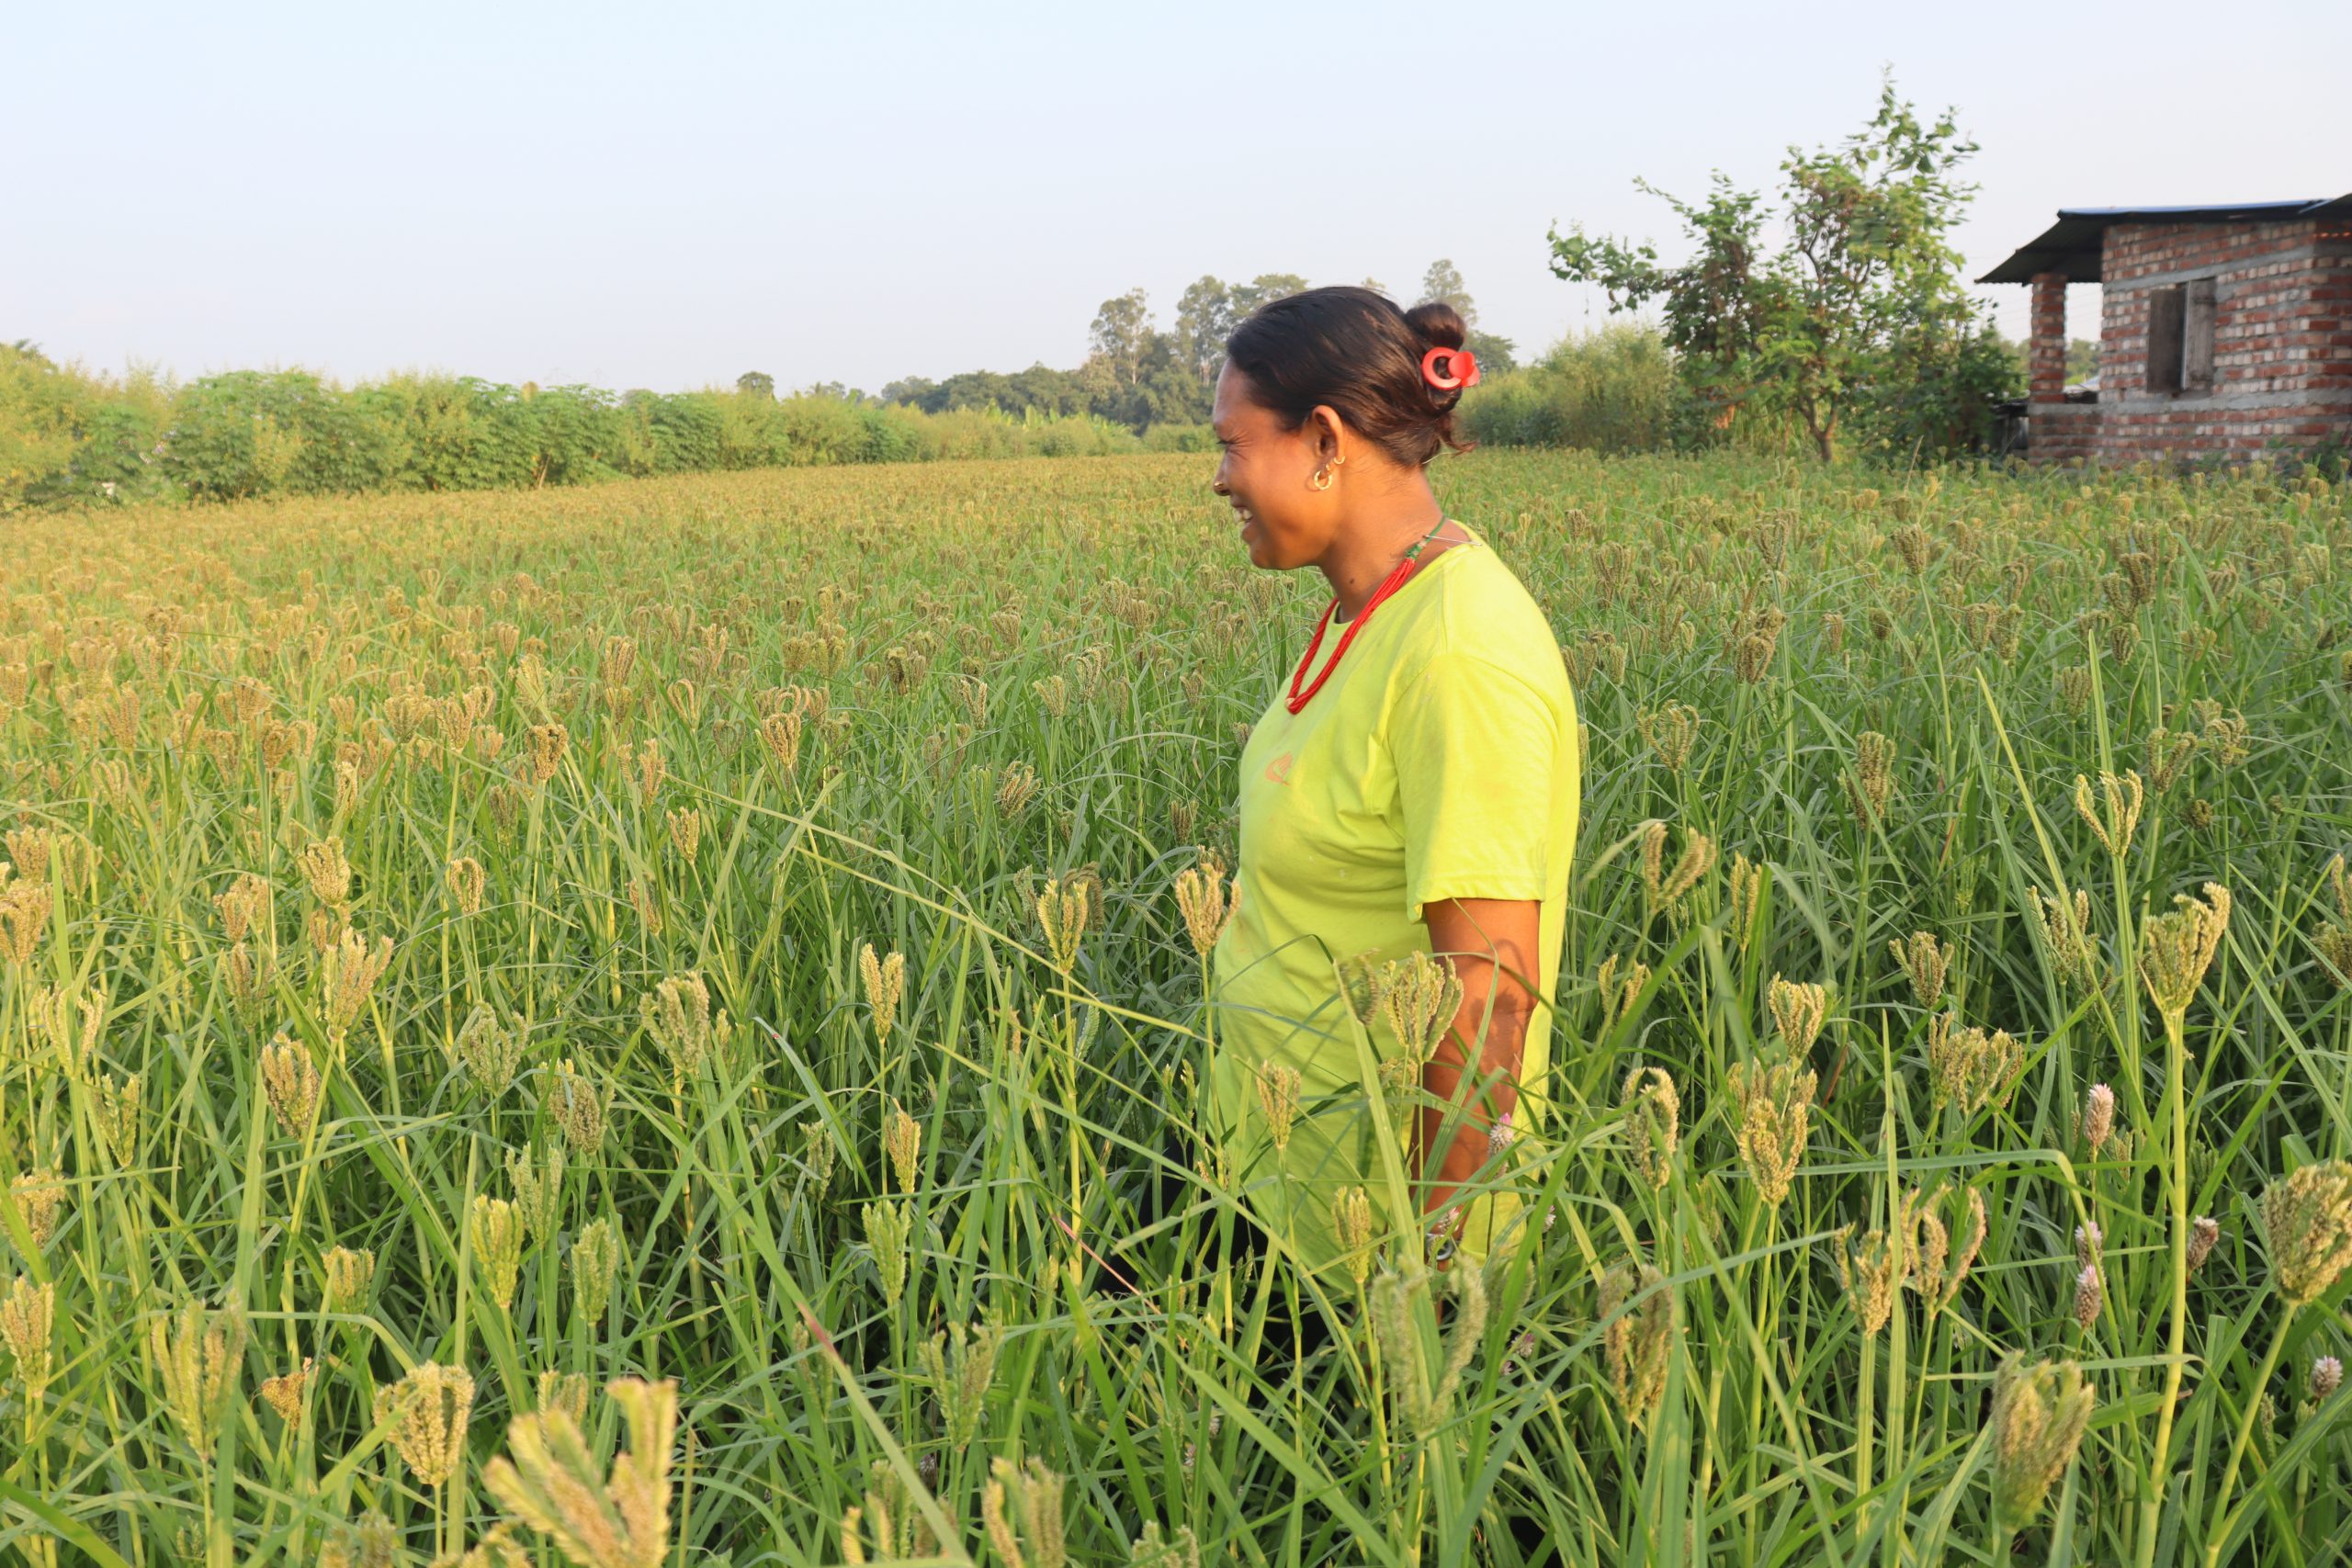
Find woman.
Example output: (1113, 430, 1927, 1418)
(1202, 286, 1581, 1287)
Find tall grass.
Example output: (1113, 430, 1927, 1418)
(1, 451, 2348, 1565)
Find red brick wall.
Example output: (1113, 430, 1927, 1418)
(2031, 403, 2101, 463)
(2032, 219, 2352, 464)
(2030, 272, 2069, 403)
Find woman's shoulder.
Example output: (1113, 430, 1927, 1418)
(1414, 536, 1565, 676)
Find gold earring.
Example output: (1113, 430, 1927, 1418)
(1311, 465, 1334, 491)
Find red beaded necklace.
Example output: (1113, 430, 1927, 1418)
(1283, 520, 1453, 715)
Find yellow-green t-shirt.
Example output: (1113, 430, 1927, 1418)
(1207, 521, 1581, 1284)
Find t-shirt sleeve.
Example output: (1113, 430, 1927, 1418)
(1389, 649, 1559, 922)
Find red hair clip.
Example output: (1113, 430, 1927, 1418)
(1420, 345, 1480, 391)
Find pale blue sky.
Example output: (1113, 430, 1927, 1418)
(6, 0, 2346, 395)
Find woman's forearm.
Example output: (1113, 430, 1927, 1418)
(1413, 965, 1530, 1240)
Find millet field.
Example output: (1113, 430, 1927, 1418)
(2, 449, 2350, 1567)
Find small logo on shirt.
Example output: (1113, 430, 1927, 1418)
(1264, 751, 1295, 785)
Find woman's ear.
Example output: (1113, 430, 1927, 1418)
(1306, 405, 1345, 465)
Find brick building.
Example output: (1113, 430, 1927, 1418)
(1982, 196, 2352, 465)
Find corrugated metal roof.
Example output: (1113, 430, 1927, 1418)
(1978, 196, 2351, 284)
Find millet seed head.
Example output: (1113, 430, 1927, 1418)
(260, 1358, 313, 1426)
(1333, 1186, 1375, 1286)
(259, 1032, 322, 1138)
(1034, 874, 1092, 973)
(1889, 931, 1953, 1010)
(1253, 1059, 1303, 1155)
(2262, 1159, 2352, 1308)
(2138, 882, 2232, 1021)
(1767, 975, 1828, 1055)
(1830, 1224, 1902, 1337)
(1375, 949, 1464, 1068)
(2073, 769, 2145, 859)
(640, 972, 718, 1089)
(149, 1297, 248, 1461)
(0, 1276, 56, 1399)
(2072, 1264, 2104, 1331)
(480, 1375, 680, 1568)
(545, 1058, 607, 1153)
(1172, 853, 1236, 958)
(446, 855, 486, 916)
(376, 1361, 475, 1487)
(2081, 1083, 2116, 1152)
(1619, 1066, 1680, 1190)
(1726, 852, 1763, 952)
(2187, 1215, 2222, 1273)
(1849, 731, 1895, 822)
(2031, 884, 2098, 991)
(856, 943, 905, 1044)
(1987, 1354, 2095, 1528)
(9, 1169, 65, 1249)
(1725, 1055, 1814, 1207)
(884, 1099, 922, 1193)
(472, 1194, 526, 1313)
(1908, 1183, 1986, 1314)
(862, 1200, 910, 1310)
(571, 1216, 622, 1325)
(1598, 1259, 1677, 1429)
(322, 1246, 376, 1312)
(299, 835, 353, 906)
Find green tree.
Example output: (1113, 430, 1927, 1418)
(1465, 332, 1519, 374)
(1133, 332, 1209, 427)
(880, 375, 941, 411)
(1009, 363, 1087, 417)
(936, 370, 1019, 413)
(1173, 276, 1235, 382)
(1548, 73, 1996, 460)
(1088, 288, 1153, 392)
(1420, 259, 1476, 326)
(736, 371, 775, 399)
(1228, 273, 1307, 321)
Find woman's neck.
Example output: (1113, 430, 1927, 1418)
(1321, 493, 1457, 622)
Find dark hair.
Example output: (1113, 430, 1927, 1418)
(1224, 286, 1476, 467)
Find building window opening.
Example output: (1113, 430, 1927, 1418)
(2147, 278, 2217, 394)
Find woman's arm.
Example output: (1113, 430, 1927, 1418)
(1415, 896, 1541, 1259)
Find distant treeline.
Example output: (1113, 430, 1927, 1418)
(0, 345, 1197, 513)
(872, 260, 1521, 431)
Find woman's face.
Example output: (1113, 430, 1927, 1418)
(1211, 362, 1340, 570)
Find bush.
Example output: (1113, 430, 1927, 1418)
(1458, 325, 1682, 455)
(922, 409, 1026, 463)
(163, 371, 362, 502)
(1846, 324, 2022, 462)
(856, 405, 928, 465)
(771, 394, 876, 467)
(357, 374, 537, 493)
(1144, 423, 1216, 454)
(520, 385, 628, 487)
(0, 346, 177, 510)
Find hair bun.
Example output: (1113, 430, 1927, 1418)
(1403, 301, 1472, 412)
(1403, 300, 1467, 353)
